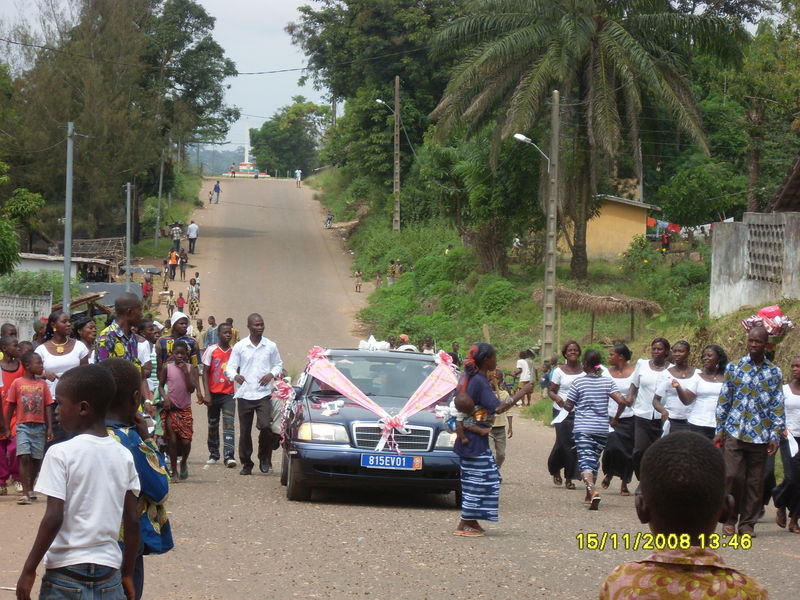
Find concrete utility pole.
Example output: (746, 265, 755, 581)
(543, 90, 560, 361)
(62, 122, 74, 310)
(125, 182, 132, 292)
(392, 75, 401, 231)
(154, 150, 164, 249)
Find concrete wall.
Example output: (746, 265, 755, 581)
(18, 257, 78, 279)
(709, 212, 800, 317)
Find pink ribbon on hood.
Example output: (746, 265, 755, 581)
(305, 347, 458, 453)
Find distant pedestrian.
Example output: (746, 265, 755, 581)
(514, 350, 533, 406)
(179, 249, 188, 281)
(168, 250, 178, 281)
(225, 318, 240, 345)
(202, 316, 219, 350)
(375, 272, 382, 288)
(167, 291, 176, 318)
(213, 181, 221, 203)
(295, 169, 302, 188)
(230, 164, 236, 178)
(159, 340, 198, 482)
(170, 222, 182, 252)
(194, 272, 201, 301)
(208, 190, 213, 204)
(448, 342, 462, 367)
(661, 231, 670, 251)
(187, 279, 200, 319)
(176, 292, 186, 313)
(386, 260, 396, 286)
(187, 220, 199, 254)
(354, 270, 362, 293)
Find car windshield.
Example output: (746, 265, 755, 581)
(310, 355, 439, 403)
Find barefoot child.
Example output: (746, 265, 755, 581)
(0, 336, 24, 496)
(600, 431, 769, 598)
(159, 340, 197, 481)
(354, 270, 363, 293)
(15, 365, 140, 600)
(101, 358, 173, 598)
(3, 352, 53, 505)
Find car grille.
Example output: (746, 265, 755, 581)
(352, 423, 433, 452)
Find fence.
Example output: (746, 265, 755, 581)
(0, 291, 53, 341)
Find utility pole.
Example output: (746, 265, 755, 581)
(392, 75, 401, 231)
(62, 122, 74, 310)
(154, 150, 164, 249)
(542, 90, 560, 361)
(125, 182, 132, 292)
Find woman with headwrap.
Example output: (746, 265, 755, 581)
(453, 343, 532, 537)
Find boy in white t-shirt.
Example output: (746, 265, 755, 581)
(16, 365, 140, 600)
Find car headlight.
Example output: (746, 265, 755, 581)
(297, 423, 349, 443)
(435, 431, 456, 449)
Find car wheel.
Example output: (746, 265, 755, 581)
(286, 456, 312, 501)
(454, 487, 462, 508)
(279, 449, 288, 486)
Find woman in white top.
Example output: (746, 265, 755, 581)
(547, 340, 583, 489)
(35, 311, 89, 443)
(630, 337, 671, 483)
(652, 341, 700, 433)
(774, 355, 800, 533)
(73, 316, 97, 364)
(684, 345, 727, 440)
(600, 343, 636, 496)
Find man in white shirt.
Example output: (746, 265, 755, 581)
(224, 313, 284, 475)
(187, 220, 199, 254)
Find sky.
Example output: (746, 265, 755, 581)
(0, 0, 325, 152)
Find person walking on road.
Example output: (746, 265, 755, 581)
(213, 181, 221, 204)
(170, 222, 182, 252)
(187, 220, 199, 254)
(295, 169, 302, 188)
(224, 313, 283, 476)
(715, 326, 784, 537)
(202, 323, 236, 468)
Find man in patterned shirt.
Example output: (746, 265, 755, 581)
(96, 293, 143, 369)
(715, 326, 784, 537)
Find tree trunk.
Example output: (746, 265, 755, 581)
(570, 167, 590, 279)
(463, 219, 507, 274)
(746, 145, 760, 212)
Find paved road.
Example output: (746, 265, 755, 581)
(1, 179, 796, 599)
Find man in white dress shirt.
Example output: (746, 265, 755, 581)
(224, 313, 283, 475)
(187, 220, 199, 254)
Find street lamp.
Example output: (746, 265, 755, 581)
(513, 96, 559, 359)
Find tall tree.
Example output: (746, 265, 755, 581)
(431, 0, 746, 278)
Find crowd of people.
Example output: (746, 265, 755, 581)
(0, 286, 285, 598)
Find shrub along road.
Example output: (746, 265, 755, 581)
(0, 179, 795, 598)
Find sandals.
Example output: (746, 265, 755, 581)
(453, 528, 485, 537)
(620, 485, 631, 497)
(589, 492, 601, 511)
(553, 475, 563, 486)
(788, 521, 800, 534)
(601, 475, 612, 490)
(17, 496, 32, 505)
(179, 465, 189, 480)
(564, 480, 576, 490)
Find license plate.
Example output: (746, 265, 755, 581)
(360, 454, 422, 470)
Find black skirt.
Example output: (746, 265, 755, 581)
(773, 436, 800, 517)
(547, 412, 578, 480)
(602, 416, 634, 483)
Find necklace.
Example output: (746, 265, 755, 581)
(51, 339, 69, 354)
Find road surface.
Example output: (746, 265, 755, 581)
(0, 178, 795, 599)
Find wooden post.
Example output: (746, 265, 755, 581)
(555, 305, 562, 354)
(590, 312, 595, 343)
(638, 311, 644, 339)
(630, 308, 635, 341)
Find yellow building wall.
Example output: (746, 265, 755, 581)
(558, 200, 649, 260)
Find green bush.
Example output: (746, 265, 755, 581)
(0, 270, 79, 304)
(668, 261, 708, 286)
(479, 280, 524, 314)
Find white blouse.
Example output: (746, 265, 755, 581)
(550, 366, 585, 410)
(35, 340, 89, 396)
(603, 370, 635, 419)
(687, 376, 724, 429)
(631, 358, 672, 420)
(655, 369, 701, 420)
(782, 384, 800, 437)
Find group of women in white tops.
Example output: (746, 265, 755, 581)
(545, 337, 800, 520)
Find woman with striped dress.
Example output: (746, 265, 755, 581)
(547, 341, 583, 489)
(453, 343, 531, 537)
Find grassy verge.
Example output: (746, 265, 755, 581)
(133, 172, 203, 260)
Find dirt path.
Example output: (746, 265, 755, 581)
(0, 178, 795, 598)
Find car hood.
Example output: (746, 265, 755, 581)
(304, 394, 447, 428)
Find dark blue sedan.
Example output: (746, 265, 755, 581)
(280, 349, 460, 503)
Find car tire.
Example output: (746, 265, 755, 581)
(286, 456, 312, 501)
(454, 487, 462, 508)
(279, 450, 288, 486)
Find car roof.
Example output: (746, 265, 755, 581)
(323, 348, 436, 362)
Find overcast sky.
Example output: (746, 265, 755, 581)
(0, 0, 325, 151)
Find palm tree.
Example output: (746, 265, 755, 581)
(431, 0, 746, 278)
